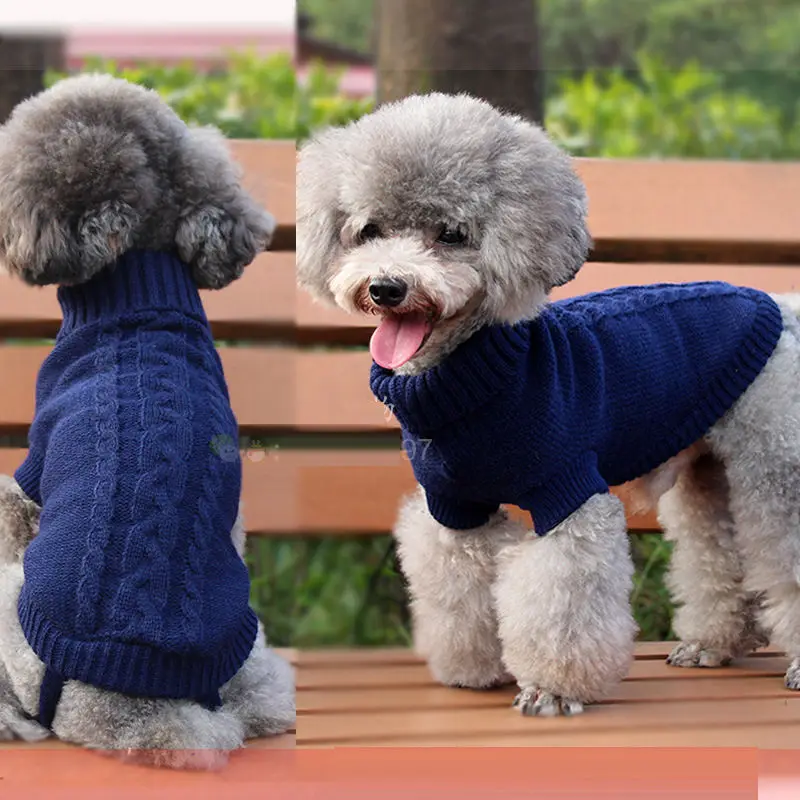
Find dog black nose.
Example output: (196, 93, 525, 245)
(369, 278, 407, 307)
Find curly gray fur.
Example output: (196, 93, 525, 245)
(0, 74, 274, 288)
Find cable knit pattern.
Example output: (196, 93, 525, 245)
(14, 250, 258, 703)
(370, 282, 784, 535)
(110, 326, 193, 641)
(74, 325, 121, 634)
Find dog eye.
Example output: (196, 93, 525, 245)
(358, 223, 382, 243)
(436, 224, 467, 246)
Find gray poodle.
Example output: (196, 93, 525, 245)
(297, 92, 798, 716)
(0, 75, 294, 767)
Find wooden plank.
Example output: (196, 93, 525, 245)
(295, 642, 782, 668)
(295, 262, 800, 345)
(0, 253, 295, 340)
(574, 159, 800, 264)
(0, 448, 661, 535)
(298, 694, 800, 746)
(0, 346, 296, 435)
(298, 675, 794, 715)
(297, 723, 800, 749)
(296, 656, 789, 691)
(231, 140, 295, 251)
(4, 260, 798, 343)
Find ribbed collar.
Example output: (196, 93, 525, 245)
(57, 250, 207, 335)
(369, 322, 530, 434)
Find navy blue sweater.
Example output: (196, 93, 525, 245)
(14, 251, 257, 704)
(371, 283, 784, 535)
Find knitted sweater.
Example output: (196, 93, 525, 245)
(14, 250, 258, 705)
(370, 282, 784, 535)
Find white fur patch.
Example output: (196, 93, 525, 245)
(329, 236, 481, 318)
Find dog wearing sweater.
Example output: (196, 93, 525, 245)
(0, 75, 294, 766)
(296, 92, 799, 716)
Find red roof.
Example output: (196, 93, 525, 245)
(65, 28, 375, 97)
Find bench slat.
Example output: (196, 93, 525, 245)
(231, 140, 295, 250)
(2, 262, 799, 343)
(0, 346, 295, 434)
(296, 262, 800, 344)
(573, 159, 800, 263)
(0, 449, 661, 534)
(0, 253, 295, 340)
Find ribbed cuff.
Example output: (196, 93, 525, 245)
(14, 451, 44, 506)
(57, 250, 207, 335)
(425, 491, 499, 530)
(516, 452, 609, 536)
(370, 323, 530, 434)
(18, 589, 259, 702)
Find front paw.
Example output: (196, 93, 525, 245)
(666, 641, 732, 668)
(512, 686, 584, 717)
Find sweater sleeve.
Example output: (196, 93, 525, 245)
(424, 491, 500, 530)
(516, 452, 610, 537)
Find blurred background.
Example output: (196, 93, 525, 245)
(2, 1, 799, 651)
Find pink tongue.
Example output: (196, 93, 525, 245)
(370, 314, 430, 369)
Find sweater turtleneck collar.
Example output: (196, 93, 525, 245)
(57, 250, 207, 335)
(369, 322, 530, 434)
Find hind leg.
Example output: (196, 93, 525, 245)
(706, 316, 800, 689)
(220, 623, 295, 739)
(661, 452, 767, 669)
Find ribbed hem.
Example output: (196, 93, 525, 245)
(370, 323, 530, 434)
(14, 451, 44, 506)
(18, 588, 259, 701)
(517, 452, 610, 536)
(425, 491, 499, 530)
(57, 250, 207, 335)
(623, 291, 784, 483)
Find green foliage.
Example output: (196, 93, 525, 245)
(547, 56, 800, 159)
(299, 0, 374, 54)
(248, 536, 411, 647)
(47, 51, 372, 140)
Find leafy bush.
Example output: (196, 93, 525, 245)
(547, 56, 800, 159)
(47, 51, 372, 140)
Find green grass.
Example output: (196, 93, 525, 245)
(249, 532, 675, 648)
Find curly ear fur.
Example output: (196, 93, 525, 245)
(0, 74, 273, 288)
(173, 126, 275, 290)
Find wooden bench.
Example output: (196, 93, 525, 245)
(0, 140, 296, 780)
(291, 157, 800, 748)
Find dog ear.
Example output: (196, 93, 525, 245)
(295, 130, 348, 306)
(173, 126, 275, 290)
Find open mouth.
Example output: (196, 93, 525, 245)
(369, 311, 436, 370)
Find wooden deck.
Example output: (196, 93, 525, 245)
(297, 643, 800, 748)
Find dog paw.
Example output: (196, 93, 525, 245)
(512, 686, 584, 717)
(784, 659, 800, 691)
(0, 704, 50, 742)
(666, 641, 732, 668)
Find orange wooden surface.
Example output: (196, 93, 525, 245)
(231, 140, 295, 251)
(0, 253, 296, 339)
(296, 644, 800, 748)
(0, 448, 660, 534)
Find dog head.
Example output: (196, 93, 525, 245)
(0, 74, 274, 288)
(297, 92, 591, 372)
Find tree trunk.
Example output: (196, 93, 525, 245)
(0, 34, 65, 123)
(376, 0, 544, 125)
